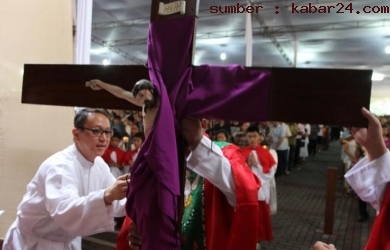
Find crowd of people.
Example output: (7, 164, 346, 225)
(2, 77, 390, 250)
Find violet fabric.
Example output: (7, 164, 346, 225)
(187, 64, 271, 122)
(126, 16, 271, 250)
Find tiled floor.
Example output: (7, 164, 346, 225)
(260, 142, 374, 250)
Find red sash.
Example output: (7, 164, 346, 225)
(204, 144, 260, 250)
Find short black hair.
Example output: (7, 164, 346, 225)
(127, 115, 135, 122)
(112, 131, 122, 140)
(133, 132, 145, 142)
(74, 108, 110, 128)
(246, 125, 260, 134)
(216, 129, 229, 139)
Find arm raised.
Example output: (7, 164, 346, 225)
(86, 79, 143, 107)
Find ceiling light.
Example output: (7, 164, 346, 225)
(102, 59, 110, 66)
(220, 52, 226, 61)
(385, 46, 390, 54)
(372, 72, 385, 81)
(91, 47, 109, 55)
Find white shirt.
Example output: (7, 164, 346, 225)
(345, 151, 390, 212)
(318, 125, 324, 136)
(3, 145, 126, 250)
(270, 124, 289, 150)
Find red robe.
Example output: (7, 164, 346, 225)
(204, 143, 260, 250)
(102, 146, 126, 166)
(365, 183, 390, 250)
(116, 143, 260, 250)
(241, 145, 276, 241)
(117, 216, 134, 250)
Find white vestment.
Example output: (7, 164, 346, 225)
(187, 136, 237, 207)
(345, 150, 390, 212)
(269, 149, 278, 215)
(3, 145, 126, 250)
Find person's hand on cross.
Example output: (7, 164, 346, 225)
(128, 221, 142, 250)
(351, 107, 387, 162)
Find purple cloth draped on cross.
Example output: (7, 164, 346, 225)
(126, 16, 271, 249)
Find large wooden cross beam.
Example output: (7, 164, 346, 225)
(21, 1, 371, 249)
(22, 64, 371, 127)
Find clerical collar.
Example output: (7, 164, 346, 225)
(73, 144, 94, 167)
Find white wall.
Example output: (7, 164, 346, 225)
(0, 0, 74, 237)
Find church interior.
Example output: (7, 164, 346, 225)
(1, 0, 390, 250)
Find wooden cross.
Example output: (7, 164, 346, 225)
(22, 1, 372, 249)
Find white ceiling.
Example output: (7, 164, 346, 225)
(89, 0, 390, 114)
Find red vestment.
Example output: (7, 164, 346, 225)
(241, 145, 276, 241)
(241, 145, 276, 174)
(204, 144, 260, 250)
(102, 146, 126, 166)
(124, 149, 139, 167)
(117, 216, 134, 250)
(365, 183, 390, 250)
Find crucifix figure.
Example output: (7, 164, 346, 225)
(21, 0, 373, 249)
(85, 79, 159, 137)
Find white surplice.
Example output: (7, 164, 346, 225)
(248, 150, 277, 205)
(345, 150, 390, 212)
(3, 144, 126, 250)
(268, 149, 278, 214)
(186, 136, 237, 207)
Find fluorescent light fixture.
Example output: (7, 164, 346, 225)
(385, 46, 390, 54)
(220, 52, 226, 60)
(196, 37, 230, 45)
(102, 59, 110, 66)
(91, 47, 109, 55)
(372, 72, 385, 81)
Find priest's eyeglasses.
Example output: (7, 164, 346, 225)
(77, 127, 114, 137)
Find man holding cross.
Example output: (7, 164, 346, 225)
(86, 13, 274, 250)
(117, 117, 261, 250)
(85, 76, 262, 249)
(2, 109, 128, 250)
(313, 108, 390, 250)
